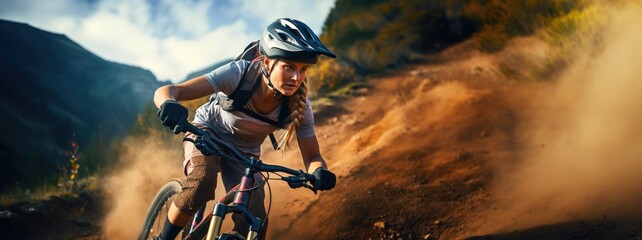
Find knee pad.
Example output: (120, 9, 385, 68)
(174, 156, 217, 215)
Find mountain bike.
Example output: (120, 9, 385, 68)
(138, 122, 318, 240)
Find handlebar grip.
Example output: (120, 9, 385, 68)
(183, 122, 205, 136)
(173, 123, 185, 134)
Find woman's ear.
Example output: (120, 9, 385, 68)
(263, 57, 271, 71)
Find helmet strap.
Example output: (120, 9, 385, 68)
(261, 59, 283, 98)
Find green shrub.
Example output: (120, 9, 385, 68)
(538, 4, 608, 78)
(307, 58, 357, 97)
(462, 0, 588, 52)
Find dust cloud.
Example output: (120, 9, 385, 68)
(101, 134, 183, 239)
(478, 4, 642, 233)
(100, 132, 308, 239)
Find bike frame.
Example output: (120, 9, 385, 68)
(207, 168, 262, 240)
(168, 123, 315, 240)
(182, 165, 264, 240)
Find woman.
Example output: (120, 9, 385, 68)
(153, 18, 337, 240)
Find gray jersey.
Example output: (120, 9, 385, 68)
(193, 60, 316, 157)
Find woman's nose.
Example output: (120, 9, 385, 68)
(291, 71, 302, 82)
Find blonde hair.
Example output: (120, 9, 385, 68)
(277, 80, 308, 152)
(260, 55, 310, 152)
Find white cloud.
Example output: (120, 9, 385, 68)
(0, 0, 85, 33)
(152, 0, 214, 38)
(239, 0, 335, 34)
(75, 9, 158, 61)
(153, 20, 255, 81)
(0, 0, 334, 82)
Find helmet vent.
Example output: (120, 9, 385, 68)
(277, 32, 289, 41)
(260, 18, 336, 60)
(285, 26, 303, 39)
(300, 28, 314, 40)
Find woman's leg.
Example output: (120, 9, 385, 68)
(161, 126, 221, 239)
(220, 159, 268, 240)
(171, 155, 220, 222)
(237, 186, 268, 240)
(161, 155, 220, 239)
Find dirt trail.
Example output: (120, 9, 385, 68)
(268, 6, 642, 239)
(266, 40, 522, 239)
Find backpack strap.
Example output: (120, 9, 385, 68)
(226, 61, 262, 109)
(223, 61, 292, 128)
(216, 58, 292, 150)
(236, 40, 260, 61)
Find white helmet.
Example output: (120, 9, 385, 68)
(259, 18, 336, 64)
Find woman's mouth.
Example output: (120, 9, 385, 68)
(283, 83, 297, 90)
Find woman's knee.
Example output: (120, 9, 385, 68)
(174, 156, 218, 214)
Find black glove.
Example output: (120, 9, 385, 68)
(312, 168, 336, 191)
(157, 100, 188, 133)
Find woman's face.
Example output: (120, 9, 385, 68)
(265, 58, 310, 96)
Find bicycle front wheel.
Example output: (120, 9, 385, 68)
(138, 179, 184, 240)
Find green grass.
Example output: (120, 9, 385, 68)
(0, 177, 99, 207)
(311, 81, 370, 113)
(493, 2, 610, 81)
(535, 4, 608, 79)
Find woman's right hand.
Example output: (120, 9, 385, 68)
(157, 99, 188, 132)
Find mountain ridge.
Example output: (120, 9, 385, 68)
(0, 19, 163, 190)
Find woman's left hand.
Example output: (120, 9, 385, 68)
(312, 168, 336, 191)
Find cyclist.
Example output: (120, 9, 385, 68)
(153, 18, 337, 240)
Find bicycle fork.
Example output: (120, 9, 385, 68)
(206, 169, 262, 240)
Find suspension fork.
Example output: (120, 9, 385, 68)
(206, 168, 260, 240)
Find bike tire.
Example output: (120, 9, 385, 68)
(138, 179, 184, 240)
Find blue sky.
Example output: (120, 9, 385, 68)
(0, 0, 335, 82)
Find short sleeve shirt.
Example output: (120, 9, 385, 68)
(193, 60, 316, 157)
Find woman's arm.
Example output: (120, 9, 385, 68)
(297, 135, 327, 173)
(298, 134, 336, 191)
(153, 76, 214, 108)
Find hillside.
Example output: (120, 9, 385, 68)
(2, 19, 642, 238)
(270, 8, 642, 238)
(94, 7, 642, 236)
(0, 19, 164, 190)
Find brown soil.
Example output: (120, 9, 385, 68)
(4, 26, 642, 239)
(263, 33, 642, 239)
(268, 41, 522, 240)
(0, 191, 105, 240)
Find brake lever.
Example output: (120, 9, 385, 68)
(303, 183, 317, 194)
(193, 138, 217, 156)
(283, 173, 318, 194)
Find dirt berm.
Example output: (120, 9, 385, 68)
(264, 26, 642, 239)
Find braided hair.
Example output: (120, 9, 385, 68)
(259, 54, 309, 152)
(257, 18, 335, 151)
(277, 79, 308, 152)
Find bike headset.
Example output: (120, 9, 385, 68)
(258, 18, 337, 98)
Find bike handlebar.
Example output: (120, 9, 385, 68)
(179, 122, 317, 192)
